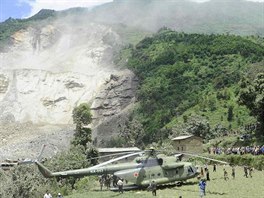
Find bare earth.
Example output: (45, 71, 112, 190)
(0, 123, 75, 161)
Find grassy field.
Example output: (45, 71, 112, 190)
(65, 165, 264, 198)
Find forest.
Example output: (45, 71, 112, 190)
(123, 28, 264, 145)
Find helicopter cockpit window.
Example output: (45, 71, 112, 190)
(188, 166, 194, 174)
(158, 158, 163, 165)
(144, 159, 159, 166)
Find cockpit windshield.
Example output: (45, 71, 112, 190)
(188, 166, 194, 174)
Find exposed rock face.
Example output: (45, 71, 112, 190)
(0, 18, 139, 156)
(10, 25, 60, 53)
(1, 22, 121, 73)
(91, 69, 138, 146)
(0, 74, 9, 95)
(0, 21, 123, 124)
(0, 69, 104, 124)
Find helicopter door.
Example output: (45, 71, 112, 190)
(164, 167, 181, 179)
(146, 166, 163, 182)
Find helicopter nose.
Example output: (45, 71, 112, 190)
(195, 166, 200, 175)
(195, 170, 200, 177)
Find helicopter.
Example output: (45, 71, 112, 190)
(29, 145, 228, 190)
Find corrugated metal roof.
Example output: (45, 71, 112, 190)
(98, 147, 141, 153)
(172, 135, 194, 141)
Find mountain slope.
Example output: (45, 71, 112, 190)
(91, 0, 264, 35)
(0, 13, 141, 157)
(0, 18, 126, 123)
(1, 0, 263, 50)
(0, 0, 264, 156)
(127, 29, 264, 144)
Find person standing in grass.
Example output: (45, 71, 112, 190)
(231, 166, 235, 179)
(224, 169, 229, 180)
(249, 167, 253, 178)
(213, 164, 216, 172)
(244, 166, 248, 178)
(206, 170, 210, 181)
(117, 178, 124, 194)
(99, 176, 104, 191)
(200, 167, 204, 177)
(149, 180, 157, 196)
(198, 179, 206, 198)
(44, 190, 52, 198)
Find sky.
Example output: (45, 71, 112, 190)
(0, 0, 264, 22)
(0, 0, 113, 22)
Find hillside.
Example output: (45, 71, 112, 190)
(1, 2, 264, 198)
(91, 0, 264, 35)
(0, 0, 264, 157)
(1, 0, 264, 50)
(0, 10, 144, 158)
(126, 29, 264, 145)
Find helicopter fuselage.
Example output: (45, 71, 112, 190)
(112, 154, 198, 186)
(35, 151, 199, 187)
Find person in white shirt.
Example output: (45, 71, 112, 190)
(117, 178, 124, 193)
(44, 190, 52, 198)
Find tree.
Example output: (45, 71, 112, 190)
(239, 73, 264, 136)
(227, 105, 234, 122)
(72, 103, 92, 148)
(72, 103, 92, 129)
(47, 145, 90, 190)
(71, 127, 92, 148)
(0, 165, 53, 198)
(171, 114, 211, 140)
(86, 144, 99, 166)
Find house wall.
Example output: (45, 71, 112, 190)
(186, 138, 203, 153)
(172, 137, 203, 154)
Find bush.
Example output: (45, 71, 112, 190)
(74, 176, 98, 192)
(206, 154, 264, 170)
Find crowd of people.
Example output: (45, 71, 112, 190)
(209, 145, 264, 155)
(99, 174, 159, 196)
(196, 163, 254, 198)
(98, 174, 125, 191)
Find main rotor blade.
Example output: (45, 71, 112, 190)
(175, 152, 229, 164)
(37, 144, 46, 162)
(91, 151, 144, 169)
(18, 144, 47, 165)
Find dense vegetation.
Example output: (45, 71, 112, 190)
(239, 73, 264, 137)
(126, 29, 264, 144)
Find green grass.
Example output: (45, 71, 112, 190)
(65, 165, 264, 198)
